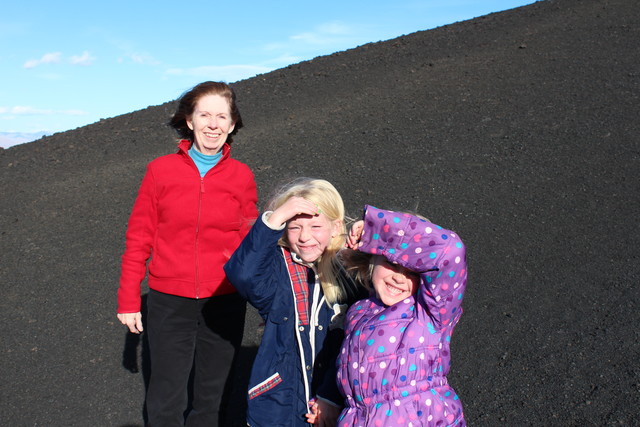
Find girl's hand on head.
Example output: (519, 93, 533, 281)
(267, 196, 320, 228)
(346, 220, 364, 249)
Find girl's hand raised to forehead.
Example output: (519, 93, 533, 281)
(267, 196, 321, 228)
(346, 220, 364, 249)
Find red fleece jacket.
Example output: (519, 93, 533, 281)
(117, 140, 258, 313)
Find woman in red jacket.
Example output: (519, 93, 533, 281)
(117, 81, 258, 426)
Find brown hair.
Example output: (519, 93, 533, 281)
(168, 81, 243, 144)
(341, 249, 375, 291)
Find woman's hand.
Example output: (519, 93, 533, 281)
(346, 220, 364, 249)
(117, 312, 143, 334)
(267, 196, 320, 228)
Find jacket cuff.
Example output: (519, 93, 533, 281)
(315, 395, 341, 407)
(262, 211, 286, 231)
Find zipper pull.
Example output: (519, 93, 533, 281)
(200, 178, 205, 193)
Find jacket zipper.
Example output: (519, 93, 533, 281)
(194, 176, 205, 299)
(183, 141, 224, 299)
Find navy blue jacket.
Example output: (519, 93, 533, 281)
(224, 216, 350, 426)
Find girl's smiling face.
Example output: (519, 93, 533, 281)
(286, 212, 340, 264)
(371, 255, 420, 306)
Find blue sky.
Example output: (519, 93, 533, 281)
(0, 0, 535, 147)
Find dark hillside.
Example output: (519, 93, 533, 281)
(1, 0, 638, 425)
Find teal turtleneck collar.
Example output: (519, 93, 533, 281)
(188, 145, 222, 177)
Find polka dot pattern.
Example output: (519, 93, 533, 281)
(337, 205, 468, 426)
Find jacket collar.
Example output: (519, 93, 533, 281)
(177, 139, 231, 161)
(290, 250, 316, 269)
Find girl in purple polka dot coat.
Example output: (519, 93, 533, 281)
(336, 205, 467, 426)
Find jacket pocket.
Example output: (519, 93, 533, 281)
(248, 372, 283, 400)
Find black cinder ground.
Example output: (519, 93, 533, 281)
(1, 0, 638, 425)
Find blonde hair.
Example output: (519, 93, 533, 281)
(268, 178, 354, 305)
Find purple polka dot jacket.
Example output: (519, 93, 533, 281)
(337, 205, 467, 426)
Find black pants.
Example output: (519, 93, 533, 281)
(145, 290, 246, 427)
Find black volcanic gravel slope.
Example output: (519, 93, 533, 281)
(1, 0, 639, 425)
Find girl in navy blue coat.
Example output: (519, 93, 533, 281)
(224, 178, 362, 426)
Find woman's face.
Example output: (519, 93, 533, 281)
(286, 212, 340, 264)
(371, 255, 420, 306)
(187, 94, 235, 155)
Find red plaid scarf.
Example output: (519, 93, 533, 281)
(283, 247, 310, 326)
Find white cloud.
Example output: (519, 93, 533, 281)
(70, 51, 96, 66)
(165, 64, 274, 82)
(0, 106, 87, 116)
(23, 52, 62, 69)
(290, 21, 354, 45)
(105, 35, 160, 66)
(129, 53, 147, 64)
(117, 52, 161, 65)
(260, 20, 363, 64)
(23, 51, 97, 68)
(131, 52, 160, 65)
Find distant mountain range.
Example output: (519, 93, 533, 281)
(0, 131, 50, 149)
